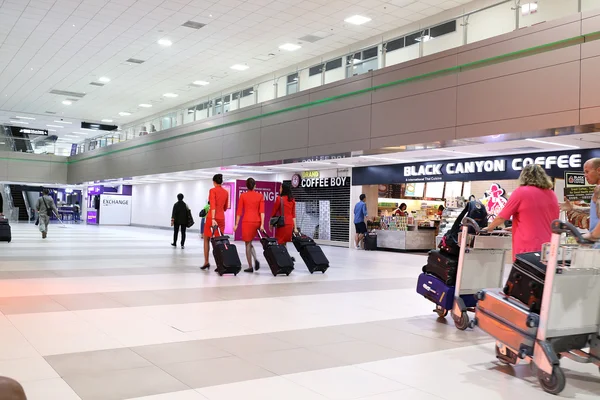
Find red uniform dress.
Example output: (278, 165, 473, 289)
(205, 186, 229, 237)
(237, 190, 265, 242)
(273, 195, 296, 245)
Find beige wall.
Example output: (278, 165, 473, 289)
(0, 151, 67, 184)
(68, 10, 600, 184)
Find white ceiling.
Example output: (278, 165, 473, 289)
(0, 0, 472, 140)
(97, 133, 600, 185)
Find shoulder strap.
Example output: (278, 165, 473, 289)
(280, 196, 285, 215)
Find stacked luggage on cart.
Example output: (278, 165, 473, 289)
(416, 201, 488, 320)
(473, 220, 600, 395)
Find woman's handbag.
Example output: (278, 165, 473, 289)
(269, 197, 286, 228)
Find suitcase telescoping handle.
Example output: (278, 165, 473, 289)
(461, 217, 481, 234)
(256, 228, 269, 239)
(211, 225, 224, 237)
(551, 220, 593, 245)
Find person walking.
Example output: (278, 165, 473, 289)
(272, 182, 297, 246)
(234, 178, 265, 273)
(354, 194, 368, 249)
(171, 193, 189, 248)
(36, 188, 58, 239)
(201, 174, 229, 271)
(484, 164, 559, 259)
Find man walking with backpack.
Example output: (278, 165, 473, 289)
(36, 189, 58, 239)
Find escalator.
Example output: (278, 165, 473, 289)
(9, 185, 29, 221)
(10, 130, 32, 152)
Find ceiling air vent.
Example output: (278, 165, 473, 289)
(126, 58, 145, 64)
(182, 20, 206, 29)
(49, 89, 86, 98)
(89, 82, 105, 86)
(45, 111, 56, 114)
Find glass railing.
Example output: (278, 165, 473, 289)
(76, 0, 589, 155)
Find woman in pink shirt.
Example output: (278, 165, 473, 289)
(484, 164, 559, 260)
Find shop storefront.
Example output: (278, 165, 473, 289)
(86, 185, 132, 225)
(352, 149, 600, 251)
(288, 171, 351, 246)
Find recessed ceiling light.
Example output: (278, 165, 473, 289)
(62, 100, 72, 105)
(158, 39, 172, 47)
(192, 80, 209, 86)
(279, 43, 301, 51)
(344, 15, 371, 25)
(98, 76, 111, 83)
(230, 64, 249, 71)
(15, 116, 35, 120)
(139, 104, 153, 108)
(10, 120, 28, 124)
(101, 119, 113, 123)
(47, 124, 64, 128)
(54, 120, 71, 124)
(72, 132, 88, 135)
(119, 112, 131, 116)
(163, 93, 178, 98)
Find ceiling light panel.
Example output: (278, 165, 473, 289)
(193, 80, 209, 86)
(230, 64, 249, 71)
(344, 15, 372, 25)
(163, 93, 178, 98)
(139, 104, 153, 108)
(98, 77, 110, 83)
(101, 119, 113, 123)
(279, 43, 301, 51)
(119, 112, 131, 116)
(158, 39, 172, 47)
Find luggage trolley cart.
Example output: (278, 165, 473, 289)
(473, 220, 600, 395)
(451, 217, 512, 330)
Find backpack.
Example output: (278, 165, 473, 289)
(438, 200, 487, 255)
(466, 200, 488, 233)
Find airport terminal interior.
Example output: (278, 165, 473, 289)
(2, 0, 600, 399)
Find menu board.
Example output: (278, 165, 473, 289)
(404, 182, 424, 197)
(425, 182, 444, 199)
(445, 182, 463, 198)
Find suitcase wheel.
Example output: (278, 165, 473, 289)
(272, 272, 277, 277)
(435, 306, 448, 318)
(310, 271, 314, 274)
(234, 273, 238, 276)
(218, 272, 223, 276)
(475, 291, 485, 301)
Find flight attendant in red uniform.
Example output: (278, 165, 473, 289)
(272, 182, 298, 246)
(201, 174, 229, 271)
(234, 178, 265, 273)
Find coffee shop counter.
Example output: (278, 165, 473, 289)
(375, 227, 437, 251)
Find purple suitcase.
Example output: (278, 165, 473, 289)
(416, 273, 455, 310)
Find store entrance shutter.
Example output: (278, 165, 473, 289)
(288, 178, 351, 245)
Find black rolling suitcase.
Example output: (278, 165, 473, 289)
(422, 250, 458, 285)
(503, 251, 545, 313)
(292, 232, 329, 274)
(364, 231, 377, 250)
(210, 227, 241, 276)
(0, 217, 11, 243)
(258, 230, 294, 276)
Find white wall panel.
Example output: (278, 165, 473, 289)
(519, 0, 579, 28)
(467, 2, 515, 44)
(385, 45, 419, 67)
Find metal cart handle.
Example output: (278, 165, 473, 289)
(461, 217, 481, 233)
(550, 219, 593, 245)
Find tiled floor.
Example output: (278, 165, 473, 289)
(0, 223, 598, 399)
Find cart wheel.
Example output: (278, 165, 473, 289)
(435, 306, 448, 318)
(495, 345, 518, 365)
(455, 312, 470, 330)
(538, 366, 566, 395)
(286, 272, 291, 276)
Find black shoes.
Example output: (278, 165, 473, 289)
(171, 243, 176, 247)
(200, 264, 210, 270)
(181, 245, 185, 249)
(244, 267, 254, 273)
(254, 260, 260, 271)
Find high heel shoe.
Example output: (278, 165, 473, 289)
(200, 264, 210, 270)
(254, 260, 260, 271)
(244, 267, 254, 273)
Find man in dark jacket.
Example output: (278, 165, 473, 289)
(171, 193, 189, 248)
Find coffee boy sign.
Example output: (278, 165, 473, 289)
(353, 149, 595, 185)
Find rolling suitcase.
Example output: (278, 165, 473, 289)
(503, 252, 545, 313)
(364, 231, 377, 250)
(422, 250, 458, 286)
(292, 232, 329, 274)
(210, 227, 241, 276)
(474, 289, 539, 362)
(258, 230, 294, 276)
(416, 273, 454, 311)
(0, 217, 11, 243)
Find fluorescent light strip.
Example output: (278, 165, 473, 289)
(360, 155, 408, 163)
(16, 116, 35, 120)
(525, 138, 580, 149)
(10, 120, 27, 124)
(55, 121, 72, 124)
(432, 149, 482, 156)
(47, 124, 63, 128)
